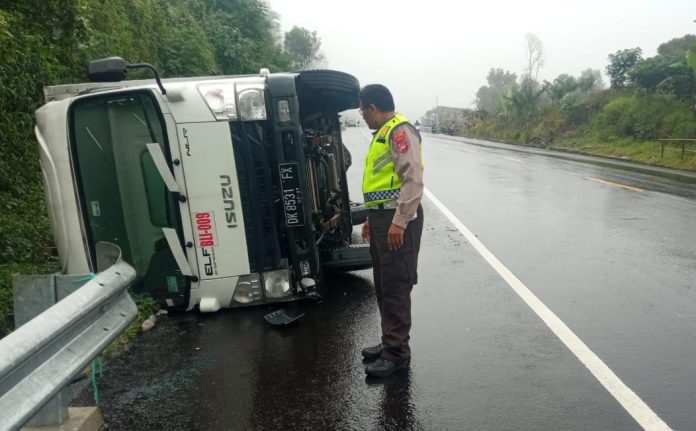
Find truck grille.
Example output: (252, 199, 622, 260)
(230, 122, 282, 272)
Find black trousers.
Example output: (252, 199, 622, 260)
(369, 205, 424, 361)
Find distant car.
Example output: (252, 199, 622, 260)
(346, 120, 357, 127)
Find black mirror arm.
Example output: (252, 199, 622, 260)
(127, 63, 167, 95)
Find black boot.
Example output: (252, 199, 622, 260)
(361, 343, 382, 360)
(365, 357, 410, 377)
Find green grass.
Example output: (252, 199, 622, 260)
(104, 294, 160, 357)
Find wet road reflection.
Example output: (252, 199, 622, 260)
(367, 372, 421, 431)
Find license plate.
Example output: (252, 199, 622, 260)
(279, 162, 304, 227)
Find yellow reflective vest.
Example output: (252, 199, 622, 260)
(362, 113, 421, 206)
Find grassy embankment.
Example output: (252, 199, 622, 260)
(550, 138, 696, 171)
(465, 90, 696, 171)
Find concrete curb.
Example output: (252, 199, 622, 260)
(428, 134, 696, 183)
(23, 407, 104, 431)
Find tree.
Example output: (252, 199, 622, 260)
(487, 68, 518, 89)
(475, 68, 517, 115)
(629, 55, 690, 91)
(577, 69, 604, 93)
(620, 35, 696, 103)
(544, 74, 578, 102)
(657, 34, 696, 59)
(284, 26, 325, 70)
(524, 33, 544, 82)
(689, 43, 696, 73)
(687, 41, 696, 110)
(606, 48, 642, 88)
(502, 78, 545, 127)
(160, 6, 218, 76)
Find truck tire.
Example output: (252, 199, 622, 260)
(350, 202, 368, 225)
(323, 244, 373, 272)
(296, 70, 360, 113)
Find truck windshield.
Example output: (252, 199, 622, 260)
(70, 91, 186, 305)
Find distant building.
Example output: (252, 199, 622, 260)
(422, 106, 476, 131)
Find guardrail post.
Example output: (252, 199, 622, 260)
(13, 274, 91, 427)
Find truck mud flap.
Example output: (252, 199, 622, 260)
(323, 244, 373, 272)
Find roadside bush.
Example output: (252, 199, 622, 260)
(589, 91, 695, 141)
(591, 96, 637, 139)
(531, 109, 567, 145)
(662, 110, 696, 138)
(0, 5, 81, 266)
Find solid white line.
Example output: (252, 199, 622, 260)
(424, 187, 672, 431)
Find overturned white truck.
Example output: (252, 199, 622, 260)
(35, 57, 371, 312)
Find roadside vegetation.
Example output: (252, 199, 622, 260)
(466, 34, 696, 171)
(0, 0, 325, 337)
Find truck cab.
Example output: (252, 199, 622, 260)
(35, 58, 371, 312)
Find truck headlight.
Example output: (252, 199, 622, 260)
(233, 274, 262, 304)
(238, 87, 267, 121)
(198, 83, 238, 121)
(277, 100, 291, 122)
(198, 82, 267, 121)
(263, 269, 292, 298)
(299, 259, 311, 277)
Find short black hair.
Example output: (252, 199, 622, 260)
(359, 84, 395, 112)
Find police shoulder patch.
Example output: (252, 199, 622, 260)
(393, 131, 409, 153)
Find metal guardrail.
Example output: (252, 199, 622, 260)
(0, 243, 137, 431)
(658, 138, 696, 159)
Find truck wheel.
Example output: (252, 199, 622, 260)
(295, 70, 360, 113)
(350, 202, 368, 225)
(322, 244, 373, 272)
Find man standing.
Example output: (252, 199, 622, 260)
(359, 84, 424, 377)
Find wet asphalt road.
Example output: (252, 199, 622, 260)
(75, 128, 696, 430)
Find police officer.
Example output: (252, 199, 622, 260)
(359, 84, 424, 377)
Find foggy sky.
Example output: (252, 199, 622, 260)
(269, 0, 695, 122)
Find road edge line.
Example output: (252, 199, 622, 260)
(424, 187, 672, 431)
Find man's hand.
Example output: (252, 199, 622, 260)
(387, 223, 405, 251)
(362, 217, 370, 243)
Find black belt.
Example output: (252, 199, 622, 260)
(369, 203, 398, 210)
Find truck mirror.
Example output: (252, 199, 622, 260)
(88, 57, 128, 82)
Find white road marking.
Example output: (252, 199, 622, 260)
(585, 177, 645, 192)
(424, 187, 672, 431)
(504, 156, 526, 163)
